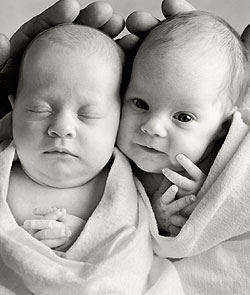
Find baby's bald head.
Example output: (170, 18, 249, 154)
(17, 24, 125, 98)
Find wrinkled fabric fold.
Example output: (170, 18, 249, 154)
(141, 111, 250, 294)
(0, 145, 154, 295)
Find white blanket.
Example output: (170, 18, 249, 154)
(1, 111, 250, 294)
(0, 144, 154, 295)
(141, 111, 250, 294)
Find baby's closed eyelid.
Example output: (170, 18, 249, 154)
(27, 105, 52, 113)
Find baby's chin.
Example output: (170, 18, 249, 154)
(135, 161, 181, 174)
(22, 165, 83, 188)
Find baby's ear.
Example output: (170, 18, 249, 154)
(8, 95, 15, 109)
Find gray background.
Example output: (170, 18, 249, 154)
(0, 0, 249, 38)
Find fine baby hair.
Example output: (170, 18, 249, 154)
(140, 10, 249, 108)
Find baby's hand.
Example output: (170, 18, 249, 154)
(23, 207, 86, 252)
(151, 185, 196, 236)
(23, 207, 71, 250)
(162, 154, 206, 198)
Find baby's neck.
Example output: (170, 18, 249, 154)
(132, 164, 168, 197)
(8, 162, 109, 225)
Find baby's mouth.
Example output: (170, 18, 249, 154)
(138, 144, 164, 154)
(44, 147, 77, 157)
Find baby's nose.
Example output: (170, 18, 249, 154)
(48, 115, 76, 138)
(141, 116, 168, 137)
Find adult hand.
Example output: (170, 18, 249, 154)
(119, 0, 195, 53)
(0, 0, 125, 119)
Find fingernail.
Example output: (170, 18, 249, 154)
(162, 168, 168, 174)
(171, 185, 178, 193)
(58, 208, 66, 214)
(190, 195, 196, 202)
(64, 228, 71, 237)
(23, 220, 31, 228)
(176, 154, 183, 161)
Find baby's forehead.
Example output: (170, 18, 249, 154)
(22, 24, 125, 69)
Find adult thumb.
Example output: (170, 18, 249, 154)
(0, 33, 10, 70)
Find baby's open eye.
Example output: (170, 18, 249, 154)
(132, 98, 149, 110)
(173, 112, 194, 122)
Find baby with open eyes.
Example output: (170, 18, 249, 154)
(116, 11, 249, 235)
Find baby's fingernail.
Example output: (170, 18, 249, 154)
(64, 228, 71, 237)
(58, 208, 66, 214)
(162, 168, 168, 174)
(190, 195, 196, 202)
(23, 220, 31, 228)
(171, 185, 178, 193)
(176, 154, 183, 161)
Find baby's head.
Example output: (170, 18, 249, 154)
(11, 24, 125, 188)
(117, 11, 248, 174)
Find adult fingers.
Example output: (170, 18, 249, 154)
(75, 2, 112, 27)
(99, 13, 125, 38)
(0, 112, 12, 140)
(0, 34, 10, 70)
(0, 35, 11, 118)
(241, 23, 250, 51)
(0, 0, 80, 104)
(161, 0, 195, 18)
(77, 4, 125, 38)
(126, 11, 159, 36)
(117, 34, 140, 55)
(10, 0, 80, 58)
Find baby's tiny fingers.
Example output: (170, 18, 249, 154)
(53, 250, 67, 258)
(162, 168, 193, 191)
(33, 227, 71, 241)
(161, 185, 178, 205)
(33, 207, 58, 216)
(167, 225, 181, 236)
(23, 219, 64, 230)
(44, 208, 66, 221)
(176, 154, 205, 181)
(170, 214, 187, 227)
(21, 225, 37, 235)
(40, 238, 68, 249)
(174, 195, 196, 211)
(33, 207, 66, 220)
